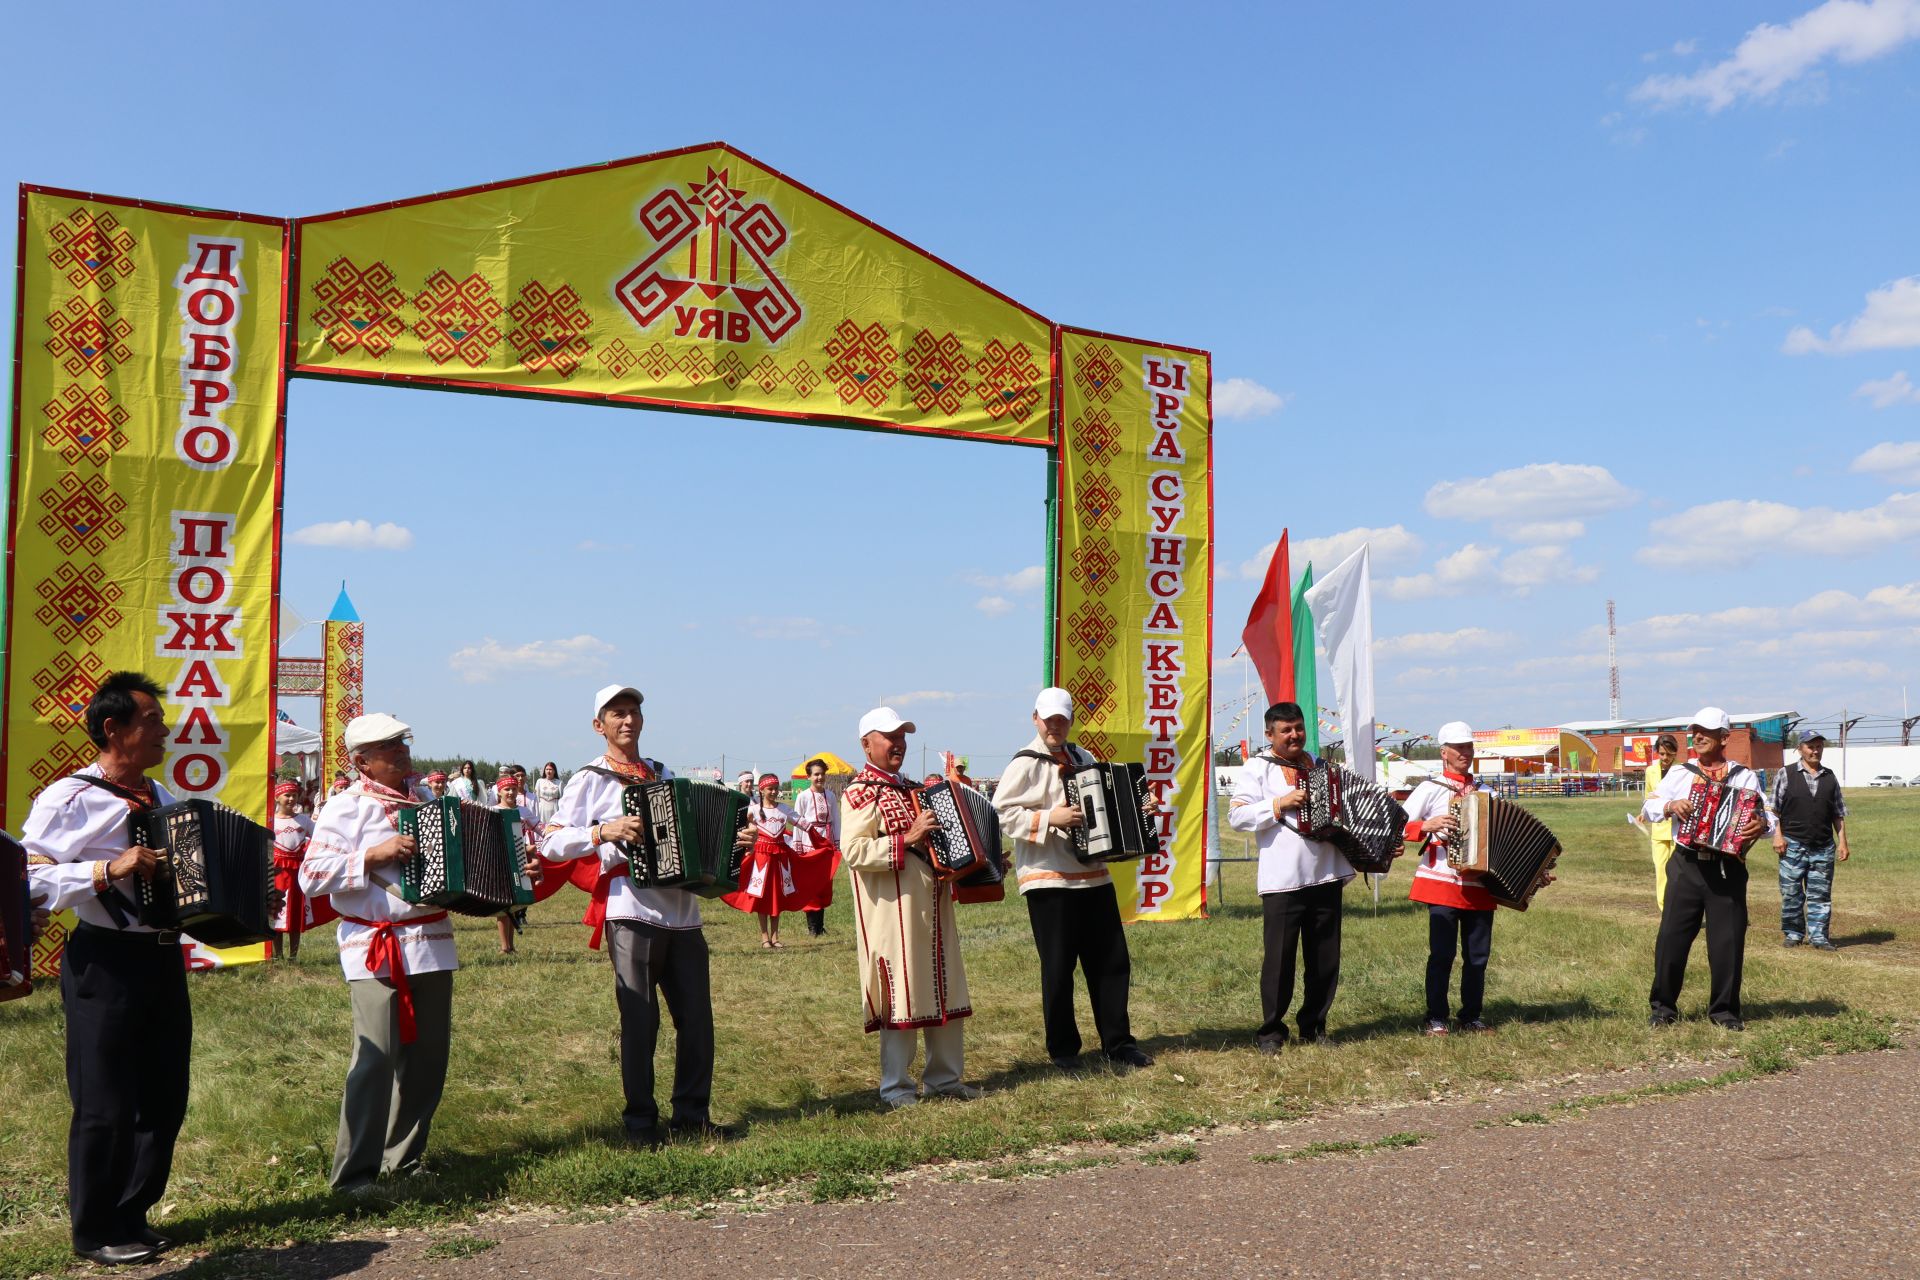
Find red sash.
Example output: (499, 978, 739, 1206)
(339, 912, 449, 1044)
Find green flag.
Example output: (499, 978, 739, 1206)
(1292, 564, 1318, 755)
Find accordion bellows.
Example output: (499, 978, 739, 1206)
(612, 777, 748, 897)
(1294, 761, 1408, 875)
(130, 800, 274, 945)
(1445, 792, 1562, 910)
(1064, 762, 1161, 864)
(2, 833, 31, 1001)
(1676, 781, 1760, 858)
(917, 780, 1007, 898)
(399, 798, 532, 916)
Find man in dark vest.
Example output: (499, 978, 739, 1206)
(1769, 732, 1850, 951)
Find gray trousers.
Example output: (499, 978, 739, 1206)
(330, 971, 453, 1190)
(879, 1023, 964, 1106)
(606, 920, 714, 1133)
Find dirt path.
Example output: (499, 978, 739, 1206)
(137, 1044, 1919, 1279)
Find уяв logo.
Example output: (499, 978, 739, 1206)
(615, 166, 801, 345)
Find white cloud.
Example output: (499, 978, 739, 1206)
(1783, 277, 1920, 354)
(1237, 524, 1422, 580)
(1375, 628, 1513, 660)
(1855, 371, 1920, 407)
(739, 615, 857, 645)
(1502, 520, 1587, 543)
(1385, 543, 1599, 600)
(447, 634, 613, 684)
(975, 596, 1015, 617)
(1637, 493, 1920, 567)
(1627, 580, 1920, 641)
(963, 565, 1045, 593)
(1214, 378, 1289, 421)
(1852, 441, 1920, 484)
(1425, 462, 1635, 523)
(290, 519, 413, 551)
(1631, 0, 1920, 113)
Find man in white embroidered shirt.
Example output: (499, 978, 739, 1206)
(23, 672, 188, 1265)
(300, 713, 458, 1192)
(1643, 706, 1774, 1031)
(540, 684, 734, 1148)
(1228, 700, 1355, 1052)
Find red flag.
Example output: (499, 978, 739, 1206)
(1240, 531, 1295, 704)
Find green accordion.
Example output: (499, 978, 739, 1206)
(613, 777, 749, 898)
(397, 798, 533, 916)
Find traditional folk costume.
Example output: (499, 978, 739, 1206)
(542, 753, 718, 1139)
(993, 736, 1142, 1063)
(1643, 745, 1774, 1027)
(22, 766, 188, 1255)
(722, 797, 833, 919)
(1229, 752, 1355, 1048)
(271, 784, 335, 943)
(1403, 769, 1497, 1032)
(793, 784, 842, 935)
(842, 763, 971, 1106)
(533, 775, 563, 825)
(448, 775, 483, 805)
(300, 776, 457, 1190)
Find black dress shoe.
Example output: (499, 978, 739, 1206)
(73, 1243, 155, 1267)
(136, 1226, 176, 1250)
(623, 1125, 664, 1150)
(1051, 1054, 1084, 1072)
(1713, 1017, 1746, 1033)
(1648, 1013, 1677, 1029)
(668, 1118, 741, 1142)
(1107, 1046, 1155, 1069)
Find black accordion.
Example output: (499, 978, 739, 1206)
(2, 833, 31, 1002)
(916, 780, 1007, 899)
(1675, 779, 1761, 859)
(398, 798, 533, 916)
(1063, 761, 1162, 864)
(608, 776, 749, 897)
(1445, 791, 1562, 910)
(129, 800, 273, 946)
(1292, 760, 1409, 875)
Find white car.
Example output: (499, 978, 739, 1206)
(1867, 774, 1906, 788)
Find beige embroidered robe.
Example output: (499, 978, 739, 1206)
(841, 765, 970, 1032)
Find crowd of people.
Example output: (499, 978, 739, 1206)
(11, 672, 1856, 1266)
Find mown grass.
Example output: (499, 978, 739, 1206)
(2, 790, 1914, 1273)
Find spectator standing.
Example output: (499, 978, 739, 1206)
(1645, 734, 1680, 908)
(533, 762, 563, 824)
(449, 761, 483, 804)
(1770, 732, 1850, 951)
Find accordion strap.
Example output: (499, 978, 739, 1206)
(582, 761, 661, 785)
(77, 773, 160, 812)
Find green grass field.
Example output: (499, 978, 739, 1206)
(3, 790, 1915, 1273)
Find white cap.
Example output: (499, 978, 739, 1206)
(1034, 687, 1074, 721)
(858, 706, 917, 738)
(591, 684, 644, 718)
(344, 713, 412, 752)
(1437, 721, 1474, 745)
(1689, 706, 1732, 732)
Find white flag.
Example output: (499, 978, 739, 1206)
(1303, 544, 1376, 782)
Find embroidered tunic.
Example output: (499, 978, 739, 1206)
(841, 764, 970, 1032)
(300, 782, 457, 981)
(541, 754, 701, 934)
(22, 765, 178, 931)
(991, 736, 1113, 894)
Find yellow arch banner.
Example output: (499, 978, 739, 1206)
(292, 143, 1053, 447)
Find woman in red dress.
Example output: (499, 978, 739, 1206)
(722, 772, 833, 948)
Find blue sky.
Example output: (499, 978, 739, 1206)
(6, 2, 1919, 771)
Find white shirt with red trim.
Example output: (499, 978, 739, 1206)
(1402, 772, 1496, 911)
(21, 765, 178, 931)
(540, 753, 701, 930)
(793, 786, 840, 849)
(300, 783, 458, 981)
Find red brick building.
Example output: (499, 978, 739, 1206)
(1560, 711, 1794, 775)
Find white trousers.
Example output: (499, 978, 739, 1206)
(878, 1022, 964, 1105)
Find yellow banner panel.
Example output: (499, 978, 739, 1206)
(1055, 329, 1212, 922)
(292, 143, 1052, 446)
(5, 190, 285, 832)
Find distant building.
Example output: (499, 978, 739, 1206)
(1559, 711, 1794, 775)
(1471, 727, 1604, 776)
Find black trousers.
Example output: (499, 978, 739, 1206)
(605, 920, 714, 1133)
(1426, 904, 1494, 1024)
(1025, 884, 1135, 1059)
(805, 908, 826, 936)
(1259, 881, 1344, 1044)
(61, 924, 191, 1250)
(1650, 852, 1748, 1023)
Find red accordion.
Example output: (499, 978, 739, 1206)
(1675, 780, 1761, 858)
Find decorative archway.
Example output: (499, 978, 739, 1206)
(5, 143, 1212, 922)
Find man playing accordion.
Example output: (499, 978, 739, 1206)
(842, 707, 981, 1107)
(993, 687, 1155, 1071)
(1401, 722, 1498, 1036)
(1643, 706, 1774, 1031)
